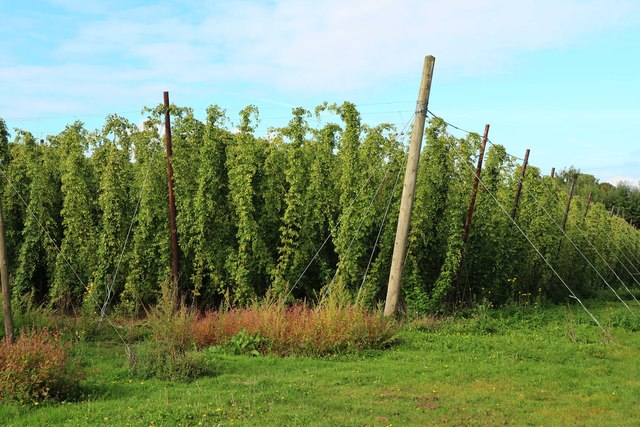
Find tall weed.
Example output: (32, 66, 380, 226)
(191, 301, 396, 356)
(128, 283, 208, 380)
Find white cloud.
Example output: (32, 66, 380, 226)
(2, 0, 640, 118)
(606, 176, 640, 188)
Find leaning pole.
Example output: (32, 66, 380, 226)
(384, 55, 435, 317)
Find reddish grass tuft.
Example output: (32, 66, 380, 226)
(190, 302, 396, 356)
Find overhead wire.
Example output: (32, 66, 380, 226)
(442, 133, 604, 330)
(614, 228, 640, 271)
(427, 109, 525, 161)
(100, 136, 157, 319)
(539, 178, 640, 301)
(356, 151, 406, 302)
(514, 172, 636, 313)
(427, 111, 636, 314)
(285, 113, 415, 301)
(320, 144, 404, 301)
(617, 240, 640, 275)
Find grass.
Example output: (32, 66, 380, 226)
(1, 300, 640, 426)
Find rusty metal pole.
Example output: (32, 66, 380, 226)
(0, 199, 13, 343)
(550, 167, 555, 178)
(584, 191, 593, 219)
(558, 178, 577, 252)
(384, 55, 435, 318)
(453, 124, 490, 304)
(510, 149, 530, 223)
(462, 124, 490, 246)
(164, 91, 180, 307)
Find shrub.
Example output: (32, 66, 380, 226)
(0, 329, 82, 403)
(191, 301, 397, 357)
(128, 283, 208, 380)
(144, 291, 195, 354)
(128, 340, 209, 381)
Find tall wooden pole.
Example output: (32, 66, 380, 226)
(164, 91, 180, 306)
(384, 55, 435, 317)
(550, 167, 555, 178)
(510, 149, 530, 223)
(0, 200, 13, 343)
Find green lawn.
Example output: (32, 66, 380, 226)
(2, 301, 639, 426)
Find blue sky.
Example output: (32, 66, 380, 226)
(1, 0, 639, 185)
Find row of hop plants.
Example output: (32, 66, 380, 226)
(0, 104, 639, 318)
(400, 117, 640, 312)
(0, 104, 405, 315)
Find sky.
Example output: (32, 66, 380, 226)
(1, 0, 639, 186)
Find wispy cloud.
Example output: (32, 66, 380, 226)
(2, 0, 639, 119)
(606, 176, 640, 187)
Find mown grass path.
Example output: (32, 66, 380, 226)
(2, 302, 639, 426)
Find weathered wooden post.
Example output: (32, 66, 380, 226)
(384, 55, 435, 317)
